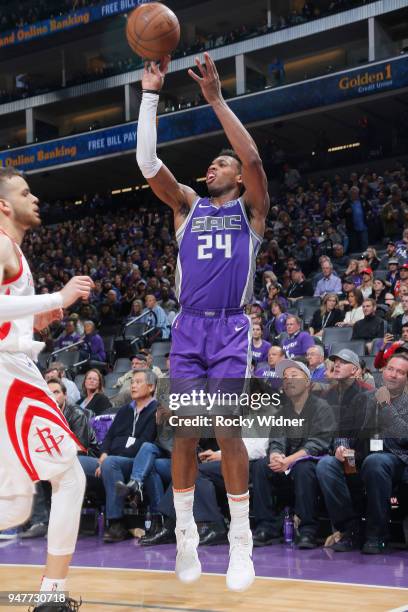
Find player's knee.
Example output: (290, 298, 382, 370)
(0, 495, 32, 530)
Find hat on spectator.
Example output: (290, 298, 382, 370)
(399, 263, 408, 270)
(386, 240, 395, 247)
(374, 274, 386, 283)
(388, 257, 399, 265)
(130, 353, 148, 362)
(361, 267, 373, 275)
(329, 348, 360, 368)
(342, 276, 356, 285)
(275, 359, 311, 380)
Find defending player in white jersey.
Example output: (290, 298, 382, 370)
(0, 167, 93, 612)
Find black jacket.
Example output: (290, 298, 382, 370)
(352, 314, 384, 341)
(77, 392, 112, 416)
(310, 308, 344, 332)
(268, 394, 335, 457)
(102, 399, 157, 458)
(64, 403, 100, 458)
(286, 280, 314, 299)
(392, 313, 408, 337)
(323, 383, 373, 464)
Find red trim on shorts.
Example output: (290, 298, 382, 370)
(0, 229, 23, 285)
(5, 379, 85, 482)
(0, 287, 11, 341)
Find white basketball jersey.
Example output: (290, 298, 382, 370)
(0, 231, 44, 358)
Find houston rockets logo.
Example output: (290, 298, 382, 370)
(0, 288, 11, 341)
(5, 379, 85, 481)
(34, 427, 64, 456)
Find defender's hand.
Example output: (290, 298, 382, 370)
(34, 308, 63, 331)
(188, 52, 223, 105)
(142, 55, 171, 91)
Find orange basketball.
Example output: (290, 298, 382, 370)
(126, 2, 180, 61)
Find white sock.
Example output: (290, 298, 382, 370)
(227, 491, 250, 536)
(40, 577, 67, 592)
(173, 486, 195, 530)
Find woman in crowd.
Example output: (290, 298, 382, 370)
(344, 259, 361, 286)
(337, 288, 364, 326)
(127, 298, 144, 321)
(359, 268, 374, 299)
(309, 292, 344, 337)
(81, 320, 106, 362)
(251, 322, 272, 365)
(365, 246, 380, 270)
(265, 281, 288, 311)
(265, 300, 288, 341)
(78, 369, 112, 416)
(372, 277, 388, 305)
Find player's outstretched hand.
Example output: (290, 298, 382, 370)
(59, 276, 94, 308)
(188, 51, 222, 105)
(34, 308, 63, 332)
(142, 55, 171, 92)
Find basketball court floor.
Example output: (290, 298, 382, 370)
(0, 536, 407, 611)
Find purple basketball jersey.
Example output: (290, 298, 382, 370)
(175, 197, 262, 309)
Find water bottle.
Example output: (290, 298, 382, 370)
(283, 507, 294, 544)
(98, 512, 104, 537)
(144, 510, 152, 533)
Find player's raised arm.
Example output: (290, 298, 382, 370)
(136, 56, 197, 226)
(188, 52, 269, 233)
(0, 235, 93, 321)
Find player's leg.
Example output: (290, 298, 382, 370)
(208, 313, 254, 592)
(41, 457, 86, 591)
(169, 311, 206, 584)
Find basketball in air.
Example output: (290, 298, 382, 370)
(126, 2, 180, 60)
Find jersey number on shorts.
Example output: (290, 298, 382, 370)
(197, 234, 232, 260)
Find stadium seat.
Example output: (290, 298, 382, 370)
(153, 355, 168, 371)
(74, 374, 85, 389)
(298, 297, 321, 312)
(300, 304, 317, 327)
(123, 321, 148, 340)
(151, 341, 171, 356)
(36, 352, 51, 371)
(50, 350, 81, 368)
(104, 372, 119, 388)
(113, 358, 131, 373)
(102, 334, 116, 364)
(329, 341, 366, 357)
(322, 327, 353, 348)
(362, 355, 376, 371)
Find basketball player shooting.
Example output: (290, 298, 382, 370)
(136, 52, 269, 592)
(0, 168, 93, 611)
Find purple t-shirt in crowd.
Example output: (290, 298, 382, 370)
(84, 333, 106, 361)
(281, 331, 315, 358)
(251, 339, 272, 364)
(56, 333, 80, 349)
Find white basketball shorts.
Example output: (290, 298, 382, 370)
(0, 351, 84, 498)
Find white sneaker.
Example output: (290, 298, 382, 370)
(226, 530, 255, 592)
(175, 523, 201, 584)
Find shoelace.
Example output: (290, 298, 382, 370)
(177, 529, 197, 557)
(229, 538, 252, 568)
